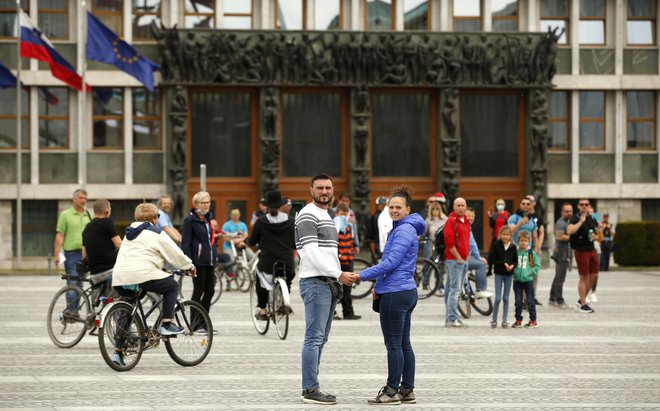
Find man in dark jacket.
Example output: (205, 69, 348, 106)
(444, 197, 471, 328)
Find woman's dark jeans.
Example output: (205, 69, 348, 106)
(379, 288, 418, 390)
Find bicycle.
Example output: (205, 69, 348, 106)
(414, 243, 444, 300)
(457, 270, 494, 319)
(250, 262, 291, 340)
(97, 271, 213, 372)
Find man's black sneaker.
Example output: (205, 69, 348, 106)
(579, 304, 595, 313)
(343, 314, 362, 320)
(301, 388, 337, 405)
(399, 387, 416, 404)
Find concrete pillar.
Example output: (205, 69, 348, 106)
(29, 87, 38, 184)
(124, 88, 133, 185)
(482, 0, 492, 31)
(571, 90, 579, 183)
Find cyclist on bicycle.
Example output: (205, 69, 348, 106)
(240, 191, 295, 320)
(112, 203, 196, 365)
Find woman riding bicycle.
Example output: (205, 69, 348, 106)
(112, 203, 196, 365)
(239, 190, 295, 320)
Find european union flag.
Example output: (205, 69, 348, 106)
(86, 12, 160, 92)
(0, 62, 19, 89)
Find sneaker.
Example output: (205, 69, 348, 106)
(445, 319, 467, 328)
(255, 312, 268, 321)
(524, 320, 539, 328)
(333, 315, 342, 320)
(437, 288, 445, 297)
(160, 322, 184, 336)
(589, 292, 598, 303)
(111, 351, 125, 367)
(548, 299, 558, 307)
(490, 321, 497, 329)
(501, 321, 509, 329)
(557, 302, 569, 309)
(367, 386, 401, 405)
(512, 320, 522, 328)
(62, 309, 80, 323)
(399, 387, 415, 404)
(579, 305, 595, 314)
(343, 314, 362, 320)
(422, 284, 429, 290)
(475, 290, 494, 299)
(301, 388, 337, 405)
(575, 300, 582, 308)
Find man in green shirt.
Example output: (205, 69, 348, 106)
(53, 189, 91, 312)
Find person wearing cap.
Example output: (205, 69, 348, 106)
(250, 198, 268, 228)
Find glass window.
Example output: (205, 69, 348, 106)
(133, 88, 161, 149)
(627, 91, 656, 150)
(453, 0, 481, 31)
(404, 0, 428, 31)
(627, 0, 655, 45)
(541, 0, 569, 44)
(39, 87, 69, 148)
(12, 200, 57, 257)
(277, 0, 303, 30)
(312, 0, 341, 30)
(93, 87, 123, 149)
(579, 91, 605, 150)
(492, 0, 517, 32)
(132, 0, 161, 41)
(372, 93, 430, 177)
(190, 92, 252, 177)
(579, 0, 605, 45)
(185, 0, 215, 28)
(0, 87, 29, 149)
(282, 92, 343, 177)
(366, 0, 393, 31)
(92, 0, 123, 35)
(548, 91, 570, 150)
(642, 199, 660, 221)
(0, 0, 28, 37)
(223, 0, 252, 29)
(38, 0, 68, 39)
(224, 0, 251, 14)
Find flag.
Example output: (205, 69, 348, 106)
(19, 10, 88, 92)
(0, 61, 19, 89)
(87, 12, 160, 92)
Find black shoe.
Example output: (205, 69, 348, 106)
(343, 314, 362, 320)
(333, 315, 342, 320)
(301, 389, 337, 405)
(535, 298, 543, 306)
(111, 351, 125, 367)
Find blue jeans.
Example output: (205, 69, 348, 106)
(64, 250, 83, 311)
(444, 260, 466, 322)
(492, 274, 512, 323)
(300, 277, 337, 390)
(514, 280, 537, 321)
(380, 289, 418, 390)
(467, 256, 488, 291)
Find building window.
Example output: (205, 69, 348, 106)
(39, 87, 69, 148)
(132, 0, 161, 41)
(92, 0, 123, 35)
(579, 0, 605, 45)
(642, 199, 660, 221)
(276, 0, 303, 30)
(311, 0, 341, 30)
(579, 91, 605, 150)
(548, 91, 570, 150)
(540, 0, 569, 44)
(133, 88, 161, 149)
(12, 200, 57, 257)
(626, 91, 656, 150)
(223, 0, 252, 29)
(627, 0, 655, 45)
(185, 0, 215, 29)
(38, 0, 68, 39)
(366, 0, 394, 31)
(492, 0, 517, 31)
(93, 88, 124, 149)
(453, 0, 481, 31)
(404, 0, 429, 31)
(0, 87, 29, 149)
(0, 1, 28, 38)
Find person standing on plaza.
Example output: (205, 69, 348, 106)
(356, 186, 424, 405)
(82, 198, 121, 277)
(181, 191, 215, 333)
(422, 202, 447, 290)
(333, 203, 361, 320)
(487, 198, 510, 275)
(465, 207, 493, 299)
(335, 192, 361, 254)
(599, 213, 615, 270)
(526, 195, 545, 306)
(366, 196, 388, 259)
(296, 174, 356, 405)
(567, 198, 599, 314)
(157, 195, 182, 244)
(507, 197, 538, 248)
(488, 226, 517, 328)
(549, 202, 573, 308)
(512, 231, 540, 328)
(53, 189, 92, 313)
(444, 197, 471, 328)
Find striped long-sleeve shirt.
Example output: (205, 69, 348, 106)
(295, 202, 342, 279)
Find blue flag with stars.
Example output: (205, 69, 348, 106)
(86, 12, 160, 92)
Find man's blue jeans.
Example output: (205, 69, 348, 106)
(444, 260, 466, 322)
(300, 277, 336, 390)
(380, 289, 418, 390)
(64, 250, 83, 311)
(467, 256, 488, 291)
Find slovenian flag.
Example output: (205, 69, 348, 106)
(19, 10, 88, 92)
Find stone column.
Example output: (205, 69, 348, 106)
(168, 85, 188, 223)
(440, 88, 460, 206)
(260, 87, 280, 196)
(529, 88, 550, 228)
(350, 86, 371, 235)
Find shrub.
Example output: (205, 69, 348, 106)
(613, 222, 660, 266)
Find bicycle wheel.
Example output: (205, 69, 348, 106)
(351, 257, 374, 299)
(457, 292, 472, 319)
(415, 258, 440, 300)
(469, 277, 493, 315)
(165, 300, 213, 366)
(47, 285, 92, 348)
(238, 266, 252, 293)
(210, 266, 223, 305)
(272, 282, 289, 340)
(98, 302, 144, 372)
(250, 281, 269, 335)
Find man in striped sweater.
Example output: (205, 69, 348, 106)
(296, 173, 358, 405)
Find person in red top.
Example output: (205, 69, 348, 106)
(487, 198, 510, 275)
(443, 197, 471, 327)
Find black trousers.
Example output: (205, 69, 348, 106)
(192, 265, 215, 315)
(140, 277, 179, 319)
(340, 262, 355, 317)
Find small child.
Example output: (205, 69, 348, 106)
(488, 226, 518, 328)
(333, 204, 360, 320)
(513, 230, 541, 328)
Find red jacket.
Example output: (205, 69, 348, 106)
(444, 211, 471, 261)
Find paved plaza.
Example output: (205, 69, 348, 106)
(1, 268, 659, 410)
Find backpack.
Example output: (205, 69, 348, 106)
(433, 218, 457, 261)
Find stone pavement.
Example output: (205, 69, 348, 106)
(1, 268, 659, 410)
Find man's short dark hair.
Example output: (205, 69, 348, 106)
(561, 202, 573, 210)
(339, 192, 350, 200)
(310, 173, 332, 186)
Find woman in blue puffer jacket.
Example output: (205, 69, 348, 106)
(358, 186, 425, 405)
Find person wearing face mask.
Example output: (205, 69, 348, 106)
(487, 198, 509, 275)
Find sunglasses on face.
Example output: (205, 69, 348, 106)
(579, 203, 589, 206)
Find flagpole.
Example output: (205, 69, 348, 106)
(79, 0, 87, 189)
(15, 0, 22, 270)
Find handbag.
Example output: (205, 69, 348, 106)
(372, 294, 381, 313)
(322, 277, 344, 300)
